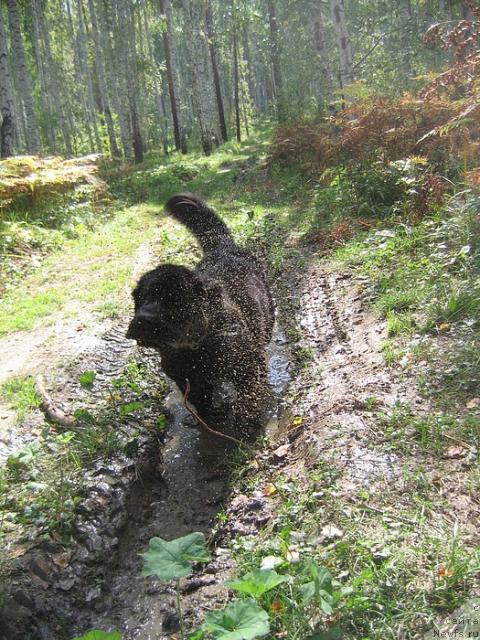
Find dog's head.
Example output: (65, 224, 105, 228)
(126, 265, 211, 349)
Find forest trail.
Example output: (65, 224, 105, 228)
(5, 237, 475, 639)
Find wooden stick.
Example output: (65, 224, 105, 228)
(36, 375, 76, 428)
(183, 378, 243, 446)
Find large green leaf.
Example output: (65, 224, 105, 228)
(72, 631, 122, 640)
(225, 569, 289, 599)
(141, 532, 211, 581)
(203, 599, 270, 640)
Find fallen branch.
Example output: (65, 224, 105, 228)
(183, 379, 243, 447)
(36, 375, 76, 428)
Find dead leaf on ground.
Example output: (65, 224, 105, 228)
(263, 483, 278, 497)
(9, 545, 28, 559)
(466, 398, 480, 409)
(273, 444, 290, 460)
(444, 446, 468, 459)
(52, 551, 72, 569)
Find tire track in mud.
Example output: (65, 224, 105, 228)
(284, 263, 421, 494)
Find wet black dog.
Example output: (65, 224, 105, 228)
(126, 194, 275, 441)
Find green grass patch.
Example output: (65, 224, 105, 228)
(0, 376, 41, 420)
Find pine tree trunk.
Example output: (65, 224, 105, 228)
(159, 0, 184, 152)
(267, 0, 286, 122)
(7, 0, 41, 153)
(205, 2, 228, 143)
(0, 4, 15, 156)
(329, 0, 354, 89)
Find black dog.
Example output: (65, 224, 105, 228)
(126, 194, 275, 441)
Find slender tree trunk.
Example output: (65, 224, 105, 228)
(98, 0, 131, 159)
(233, 28, 241, 142)
(399, 0, 413, 78)
(159, 0, 183, 152)
(7, 0, 41, 153)
(76, 0, 102, 152)
(31, 0, 56, 151)
(87, 0, 120, 157)
(313, 1, 333, 102)
(329, 0, 354, 89)
(183, 1, 212, 156)
(0, 4, 15, 156)
(242, 21, 255, 104)
(206, 2, 228, 142)
(267, 0, 286, 122)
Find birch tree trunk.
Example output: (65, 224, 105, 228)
(0, 4, 15, 156)
(7, 0, 41, 153)
(329, 0, 354, 89)
(267, 0, 286, 122)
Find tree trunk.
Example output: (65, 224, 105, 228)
(233, 28, 241, 142)
(399, 0, 413, 78)
(87, 0, 120, 157)
(159, 0, 183, 152)
(182, 1, 212, 156)
(329, 0, 354, 89)
(267, 0, 286, 122)
(76, 0, 102, 152)
(98, 0, 131, 159)
(313, 1, 333, 103)
(7, 0, 41, 153)
(205, 2, 228, 143)
(0, 3, 15, 156)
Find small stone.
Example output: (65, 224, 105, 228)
(246, 498, 264, 511)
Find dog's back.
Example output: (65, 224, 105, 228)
(166, 194, 275, 343)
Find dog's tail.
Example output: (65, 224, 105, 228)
(165, 193, 235, 254)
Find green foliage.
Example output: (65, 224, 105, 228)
(79, 370, 96, 389)
(299, 562, 335, 615)
(141, 533, 211, 581)
(202, 600, 270, 640)
(225, 569, 289, 598)
(72, 631, 122, 640)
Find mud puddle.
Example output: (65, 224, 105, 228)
(81, 323, 292, 640)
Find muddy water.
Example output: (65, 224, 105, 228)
(74, 323, 291, 639)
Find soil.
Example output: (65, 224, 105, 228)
(1, 248, 477, 639)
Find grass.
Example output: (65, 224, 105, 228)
(0, 376, 41, 420)
(228, 446, 480, 640)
